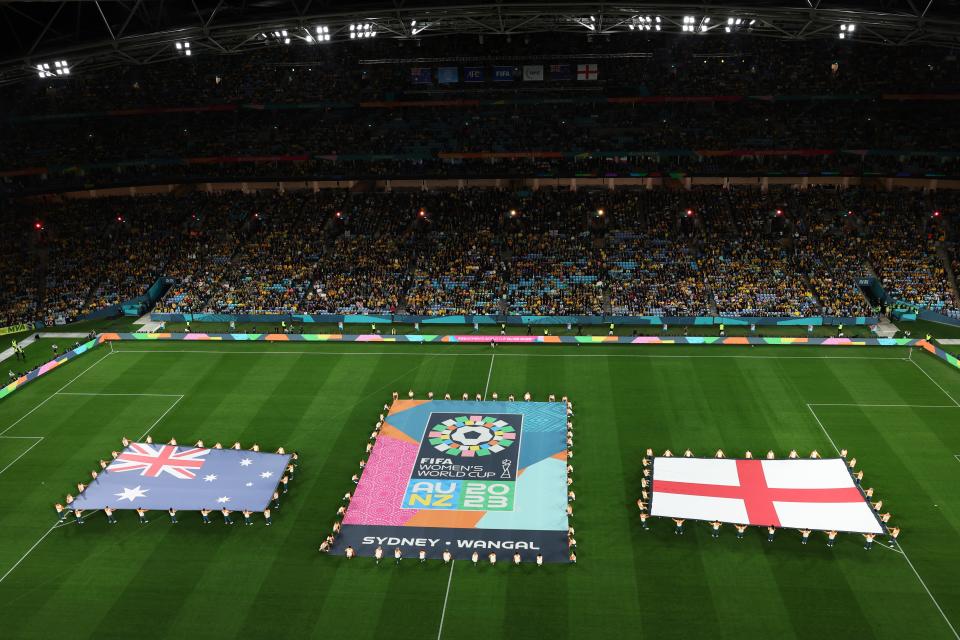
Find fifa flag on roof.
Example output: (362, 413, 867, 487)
(68, 444, 291, 512)
(577, 63, 599, 80)
(650, 457, 884, 534)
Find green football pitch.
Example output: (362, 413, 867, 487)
(0, 341, 958, 640)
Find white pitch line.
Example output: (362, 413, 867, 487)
(908, 357, 960, 408)
(0, 351, 113, 437)
(0, 392, 186, 586)
(806, 403, 959, 640)
(808, 403, 960, 409)
(436, 559, 456, 640)
(483, 353, 495, 400)
(111, 348, 910, 360)
(0, 436, 44, 477)
(136, 395, 185, 441)
(0, 523, 57, 585)
(55, 392, 183, 397)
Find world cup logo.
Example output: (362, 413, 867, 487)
(428, 415, 517, 457)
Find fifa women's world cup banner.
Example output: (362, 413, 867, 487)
(332, 399, 571, 562)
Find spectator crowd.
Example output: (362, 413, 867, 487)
(3, 187, 959, 328)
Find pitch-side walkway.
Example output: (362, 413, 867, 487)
(0, 332, 91, 364)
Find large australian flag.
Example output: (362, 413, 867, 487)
(68, 443, 291, 512)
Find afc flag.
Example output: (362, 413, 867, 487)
(464, 67, 484, 83)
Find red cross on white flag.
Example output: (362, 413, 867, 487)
(576, 64, 598, 80)
(650, 457, 883, 533)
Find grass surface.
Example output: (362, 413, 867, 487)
(0, 341, 958, 640)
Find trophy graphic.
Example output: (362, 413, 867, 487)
(500, 459, 512, 479)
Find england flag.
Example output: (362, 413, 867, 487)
(650, 457, 884, 534)
(577, 63, 598, 80)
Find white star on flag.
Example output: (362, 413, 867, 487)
(216, 496, 231, 503)
(240, 458, 253, 467)
(115, 486, 149, 502)
(203, 474, 218, 482)
(260, 471, 273, 479)
(245, 482, 253, 487)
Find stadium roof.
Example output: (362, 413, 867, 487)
(2, 0, 959, 86)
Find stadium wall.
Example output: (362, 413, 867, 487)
(2, 334, 955, 403)
(149, 313, 878, 327)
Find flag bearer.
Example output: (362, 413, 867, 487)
(263, 509, 272, 526)
(104, 507, 117, 524)
(735, 524, 747, 539)
(280, 475, 289, 494)
(471, 551, 479, 565)
(488, 552, 497, 566)
(863, 533, 875, 550)
(640, 512, 650, 530)
(55, 503, 66, 522)
(137, 507, 149, 524)
(243, 510, 253, 525)
(345, 546, 355, 560)
(767, 526, 776, 542)
(74, 509, 84, 524)
(710, 521, 722, 538)
(200, 508, 212, 524)
(827, 531, 838, 548)
(221, 507, 234, 525)
(375, 546, 383, 564)
(800, 529, 811, 545)
(673, 518, 685, 535)
(272, 491, 281, 510)
(394, 547, 403, 565)
(888, 527, 900, 545)
(168, 507, 178, 524)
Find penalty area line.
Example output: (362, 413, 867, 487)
(0, 351, 114, 437)
(806, 403, 959, 640)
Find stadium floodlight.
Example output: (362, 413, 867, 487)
(682, 16, 696, 32)
(175, 42, 191, 56)
(350, 21, 378, 39)
(839, 23, 855, 39)
(314, 25, 331, 42)
(38, 60, 69, 77)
